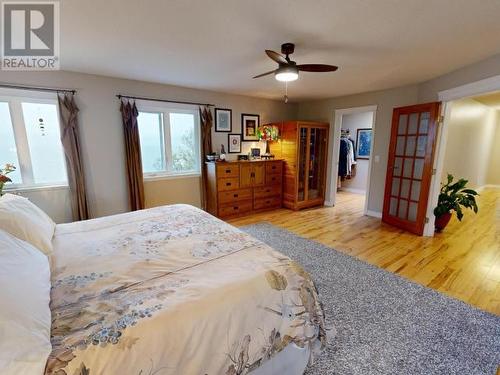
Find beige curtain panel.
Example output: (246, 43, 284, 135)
(199, 106, 213, 211)
(58, 93, 90, 221)
(120, 100, 145, 211)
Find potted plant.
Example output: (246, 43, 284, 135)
(0, 164, 16, 196)
(433, 174, 479, 232)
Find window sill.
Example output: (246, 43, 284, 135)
(143, 173, 200, 182)
(4, 184, 69, 194)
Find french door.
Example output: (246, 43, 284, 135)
(382, 102, 441, 235)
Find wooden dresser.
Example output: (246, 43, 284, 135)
(206, 160, 283, 218)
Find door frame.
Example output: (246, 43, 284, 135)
(422, 74, 500, 236)
(327, 105, 378, 216)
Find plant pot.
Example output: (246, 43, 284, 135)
(435, 212, 452, 232)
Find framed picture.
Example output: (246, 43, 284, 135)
(241, 113, 260, 141)
(228, 134, 241, 153)
(215, 108, 232, 132)
(356, 128, 372, 159)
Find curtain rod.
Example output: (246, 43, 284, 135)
(0, 83, 76, 94)
(117, 94, 214, 107)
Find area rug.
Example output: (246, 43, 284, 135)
(241, 223, 500, 375)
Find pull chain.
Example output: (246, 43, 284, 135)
(284, 81, 289, 104)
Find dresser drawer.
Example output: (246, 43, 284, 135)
(218, 188, 253, 204)
(253, 196, 282, 210)
(265, 173, 282, 185)
(266, 161, 282, 175)
(254, 185, 282, 199)
(216, 164, 239, 178)
(218, 177, 240, 191)
(218, 200, 252, 217)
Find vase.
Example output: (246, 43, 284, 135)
(435, 212, 452, 232)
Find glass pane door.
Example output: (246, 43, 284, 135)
(308, 127, 327, 200)
(297, 127, 308, 202)
(383, 102, 440, 235)
(388, 112, 430, 222)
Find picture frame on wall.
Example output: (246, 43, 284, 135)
(241, 113, 260, 141)
(356, 128, 372, 159)
(215, 108, 232, 132)
(228, 134, 241, 153)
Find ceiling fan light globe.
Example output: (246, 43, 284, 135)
(274, 66, 299, 82)
(275, 72, 298, 82)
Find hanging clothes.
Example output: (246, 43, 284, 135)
(338, 136, 357, 179)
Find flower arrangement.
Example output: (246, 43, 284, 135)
(0, 164, 16, 196)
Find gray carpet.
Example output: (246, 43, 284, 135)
(241, 223, 500, 375)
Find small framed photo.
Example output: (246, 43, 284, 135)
(215, 108, 232, 132)
(241, 114, 260, 141)
(356, 128, 372, 159)
(228, 134, 241, 153)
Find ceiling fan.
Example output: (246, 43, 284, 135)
(253, 43, 338, 82)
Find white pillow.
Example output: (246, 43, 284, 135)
(0, 193, 56, 255)
(0, 230, 52, 374)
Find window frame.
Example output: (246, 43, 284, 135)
(0, 89, 69, 190)
(136, 101, 201, 180)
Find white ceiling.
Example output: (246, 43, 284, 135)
(60, 0, 500, 101)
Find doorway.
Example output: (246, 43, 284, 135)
(423, 74, 500, 236)
(329, 105, 377, 215)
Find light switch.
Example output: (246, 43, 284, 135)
(374, 155, 380, 163)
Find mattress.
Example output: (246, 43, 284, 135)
(46, 204, 326, 374)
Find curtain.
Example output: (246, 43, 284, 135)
(199, 106, 213, 211)
(58, 92, 90, 221)
(120, 100, 145, 211)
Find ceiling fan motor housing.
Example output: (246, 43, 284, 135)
(281, 43, 295, 58)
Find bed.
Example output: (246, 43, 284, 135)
(39, 204, 327, 374)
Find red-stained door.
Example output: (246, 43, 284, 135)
(382, 102, 441, 235)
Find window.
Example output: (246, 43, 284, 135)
(0, 92, 68, 189)
(137, 105, 200, 177)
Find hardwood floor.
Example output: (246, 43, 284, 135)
(228, 188, 500, 315)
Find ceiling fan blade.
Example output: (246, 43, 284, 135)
(252, 70, 277, 79)
(297, 64, 338, 72)
(265, 50, 288, 64)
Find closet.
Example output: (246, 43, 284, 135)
(268, 121, 329, 210)
(337, 129, 356, 189)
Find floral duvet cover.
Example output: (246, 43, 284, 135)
(46, 204, 326, 375)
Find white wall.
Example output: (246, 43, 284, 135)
(0, 70, 297, 222)
(340, 111, 373, 193)
(442, 98, 500, 188)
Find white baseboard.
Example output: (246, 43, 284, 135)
(324, 200, 334, 206)
(366, 210, 382, 218)
(340, 187, 366, 195)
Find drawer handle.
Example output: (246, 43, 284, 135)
(233, 194, 239, 198)
(272, 166, 276, 169)
(225, 169, 231, 173)
(233, 206, 239, 210)
(266, 189, 271, 193)
(226, 182, 231, 186)
(266, 200, 270, 204)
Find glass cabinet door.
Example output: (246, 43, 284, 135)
(308, 127, 327, 200)
(297, 127, 308, 202)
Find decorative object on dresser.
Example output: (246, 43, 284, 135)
(268, 121, 329, 210)
(214, 108, 232, 132)
(228, 134, 241, 153)
(219, 144, 227, 161)
(257, 124, 279, 158)
(241, 114, 260, 141)
(206, 160, 283, 218)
